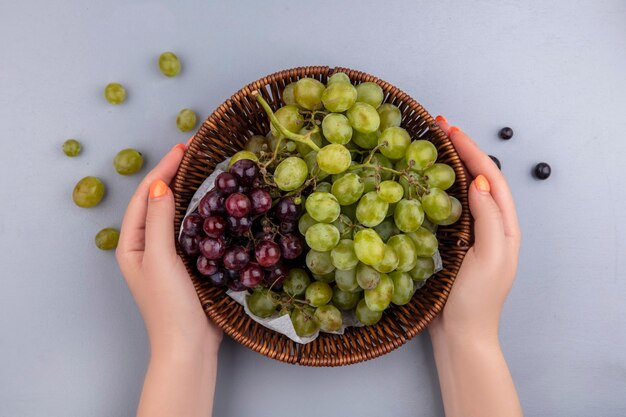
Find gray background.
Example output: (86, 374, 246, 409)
(1, 0, 625, 416)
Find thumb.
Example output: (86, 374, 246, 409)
(469, 174, 505, 255)
(144, 179, 177, 258)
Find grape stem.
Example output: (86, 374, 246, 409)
(252, 91, 321, 153)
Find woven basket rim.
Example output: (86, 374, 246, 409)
(172, 66, 472, 366)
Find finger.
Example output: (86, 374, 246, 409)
(468, 175, 505, 255)
(144, 179, 177, 259)
(435, 116, 520, 242)
(117, 143, 186, 255)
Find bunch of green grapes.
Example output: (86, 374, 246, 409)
(231, 73, 462, 338)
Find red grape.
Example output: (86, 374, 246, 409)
(216, 172, 238, 193)
(275, 197, 300, 221)
(225, 193, 251, 218)
(265, 264, 289, 287)
(249, 188, 272, 214)
(227, 216, 252, 234)
(223, 246, 250, 271)
(279, 220, 296, 234)
(279, 233, 303, 259)
(198, 189, 225, 217)
(207, 270, 228, 286)
(179, 234, 200, 256)
(203, 215, 226, 238)
(182, 213, 204, 237)
(199, 236, 226, 260)
(255, 240, 281, 267)
(227, 277, 247, 291)
(197, 256, 219, 276)
(240, 263, 264, 288)
(229, 159, 259, 185)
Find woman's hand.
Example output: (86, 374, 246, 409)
(116, 142, 222, 417)
(429, 116, 523, 417)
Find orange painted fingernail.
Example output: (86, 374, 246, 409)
(186, 136, 194, 147)
(435, 115, 448, 124)
(474, 175, 490, 193)
(449, 126, 461, 135)
(172, 143, 185, 152)
(149, 180, 169, 199)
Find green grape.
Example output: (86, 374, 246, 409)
(355, 82, 384, 108)
(296, 127, 323, 156)
(314, 304, 343, 332)
(62, 139, 81, 157)
(356, 262, 381, 290)
(409, 257, 436, 281)
(331, 239, 359, 271)
(316, 144, 351, 174)
(356, 299, 383, 326)
(313, 272, 335, 283)
(354, 229, 386, 265)
(332, 214, 353, 239)
(352, 130, 379, 149)
(332, 286, 361, 310)
(399, 170, 422, 198)
(95, 228, 119, 250)
(305, 281, 333, 307)
(283, 82, 297, 105)
(291, 307, 319, 337)
(360, 172, 378, 194)
(387, 234, 417, 272)
(394, 199, 424, 232)
(395, 158, 408, 171)
(274, 156, 308, 191)
(284, 268, 311, 297)
(378, 127, 411, 160)
(286, 141, 297, 152)
(341, 202, 358, 221)
(386, 202, 396, 218)
(377, 104, 402, 131)
(390, 271, 414, 305)
(244, 135, 268, 154)
(407, 227, 438, 257)
(298, 213, 317, 235)
(422, 188, 452, 222)
(176, 108, 197, 132)
(331, 173, 364, 206)
(322, 113, 353, 144)
(335, 268, 360, 293)
(364, 273, 394, 312)
(305, 191, 340, 223)
(356, 191, 388, 227)
(405, 140, 437, 171)
(421, 216, 438, 233)
(113, 149, 144, 175)
(294, 78, 325, 110)
(316, 182, 332, 193)
(158, 52, 181, 77)
(373, 244, 399, 273)
(267, 132, 286, 152)
(424, 163, 456, 190)
(73, 176, 105, 208)
(369, 153, 394, 180)
(436, 196, 462, 226)
(327, 72, 351, 85)
(304, 151, 330, 181)
(104, 82, 126, 104)
(346, 102, 380, 134)
(305, 223, 340, 252)
(228, 150, 259, 167)
(306, 249, 335, 275)
(373, 217, 400, 242)
(271, 105, 304, 137)
(247, 289, 278, 318)
(377, 180, 404, 203)
(321, 82, 358, 113)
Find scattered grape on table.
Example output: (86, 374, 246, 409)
(179, 73, 462, 337)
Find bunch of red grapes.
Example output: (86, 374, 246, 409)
(179, 159, 304, 291)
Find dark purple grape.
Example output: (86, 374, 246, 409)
(207, 270, 228, 286)
(254, 230, 274, 242)
(237, 185, 249, 194)
(179, 234, 200, 256)
(199, 236, 226, 260)
(534, 162, 551, 179)
(198, 189, 225, 217)
(203, 215, 226, 238)
(225, 193, 251, 218)
(499, 127, 514, 140)
(216, 172, 238, 193)
(229, 159, 259, 185)
(274, 197, 300, 221)
(264, 264, 289, 288)
(255, 240, 281, 267)
(227, 278, 247, 292)
(197, 256, 219, 276)
(251, 177, 262, 188)
(240, 263, 264, 288)
(279, 220, 296, 234)
(279, 233, 303, 259)
(488, 155, 501, 170)
(182, 213, 204, 237)
(223, 246, 250, 271)
(249, 188, 272, 214)
(227, 216, 252, 234)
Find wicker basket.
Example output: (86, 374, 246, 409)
(172, 66, 472, 366)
